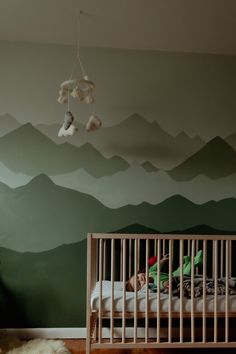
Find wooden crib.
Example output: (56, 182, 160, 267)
(86, 233, 236, 353)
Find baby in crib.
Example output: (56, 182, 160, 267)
(126, 250, 203, 292)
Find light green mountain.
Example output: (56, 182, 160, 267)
(0, 124, 129, 177)
(0, 161, 31, 187)
(36, 113, 204, 170)
(51, 166, 236, 208)
(1, 175, 236, 252)
(168, 136, 236, 180)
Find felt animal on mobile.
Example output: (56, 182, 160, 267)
(58, 111, 78, 137)
(86, 115, 102, 132)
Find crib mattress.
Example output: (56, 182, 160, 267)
(91, 281, 236, 314)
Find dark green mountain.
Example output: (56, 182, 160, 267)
(0, 239, 87, 327)
(141, 161, 159, 172)
(0, 124, 129, 177)
(168, 136, 236, 180)
(113, 223, 236, 235)
(1, 176, 236, 252)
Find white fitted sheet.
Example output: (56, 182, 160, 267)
(91, 281, 236, 314)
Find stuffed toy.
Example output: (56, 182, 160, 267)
(58, 111, 78, 137)
(86, 115, 102, 132)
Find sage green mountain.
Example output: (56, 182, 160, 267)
(0, 124, 129, 177)
(168, 136, 236, 180)
(36, 114, 204, 170)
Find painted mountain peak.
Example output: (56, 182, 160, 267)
(0, 113, 21, 137)
(141, 161, 159, 172)
(117, 113, 163, 130)
(26, 173, 54, 188)
(168, 136, 236, 180)
(36, 113, 204, 169)
(0, 124, 129, 177)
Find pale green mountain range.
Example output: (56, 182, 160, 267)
(51, 165, 236, 208)
(0, 175, 236, 252)
(0, 161, 31, 187)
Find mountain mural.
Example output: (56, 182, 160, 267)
(0, 113, 21, 137)
(51, 165, 236, 208)
(0, 124, 129, 177)
(168, 136, 236, 180)
(1, 175, 236, 252)
(36, 114, 204, 170)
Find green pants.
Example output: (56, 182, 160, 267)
(149, 250, 203, 288)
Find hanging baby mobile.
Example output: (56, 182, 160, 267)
(57, 11, 102, 137)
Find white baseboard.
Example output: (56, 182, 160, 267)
(0, 328, 86, 339)
(0, 326, 204, 339)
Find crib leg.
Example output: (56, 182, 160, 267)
(86, 333, 91, 354)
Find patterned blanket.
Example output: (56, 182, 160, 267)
(150, 276, 236, 298)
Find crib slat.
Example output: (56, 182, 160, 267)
(225, 240, 229, 343)
(134, 238, 138, 343)
(156, 239, 161, 343)
(202, 240, 207, 343)
(98, 239, 103, 343)
(163, 239, 166, 257)
(191, 240, 195, 343)
(229, 240, 232, 277)
(103, 239, 106, 279)
(154, 239, 157, 256)
(196, 240, 199, 275)
(179, 239, 184, 343)
(137, 238, 140, 272)
(214, 240, 218, 343)
(188, 240, 191, 256)
(122, 239, 126, 343)
(145, 239, 149, 343)
(110, 239, 114, 343)
(168, 239, 173, 343)
(220, 240, 224, 278)
(120, 239, 123, 281)
(129, 239, 132, 278)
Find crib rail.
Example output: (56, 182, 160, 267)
(86, 233, 236, 353)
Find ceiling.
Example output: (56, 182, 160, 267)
(1, 0, 236, 55)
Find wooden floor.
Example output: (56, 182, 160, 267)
(64, 340, 236, 354)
